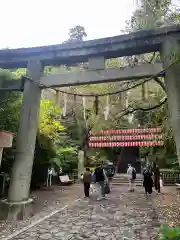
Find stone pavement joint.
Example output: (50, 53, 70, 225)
(6, 186, 160, 240)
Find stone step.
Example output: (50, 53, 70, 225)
(113, 176, 143, 179)
(112, 180, 143, 186)
(113, 178, 143, 182)
(112, 182, 143, 186)
(112, 174, 143, 185)
(112, 176, 143, 186)
(112, 179, 143, 182)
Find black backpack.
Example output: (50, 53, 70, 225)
(132, 168, 136, 180)
(104, 164, 115, 178)
(106, 168, 113, 178)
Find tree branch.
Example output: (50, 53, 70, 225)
(153, 76, 166, 93)
(143, 52, 156, 64)
(115, 97, 167, 120)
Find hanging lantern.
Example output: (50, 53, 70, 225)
(157, 127, 162, 133)
(94, 96, 99, 115)
(72, 95, 76, 114)
(104, 95, 110, 120)
(62, 93, 67, 117)
(55, 90, 60, 106)
(82, 96, 86, 120)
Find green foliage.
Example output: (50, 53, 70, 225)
(0, 71, 22, 176)
(38, 100, 64, 144)
(156, 224, 180, 239)
(0, 70, 66, 190)
(31, 137, 57, 189)
(122, 0, 180, 165)
(51, 147, 78, 173)
(30, 100, 66, 187)
(0, 92, 21, 133)
(0, 70, 22, 133)
(127, 0, 176, 31)
(68, 25, 87, 42)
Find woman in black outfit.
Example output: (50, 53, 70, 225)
(143, 165, 153, 195)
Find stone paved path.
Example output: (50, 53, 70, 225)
(9, 186, 159, 240)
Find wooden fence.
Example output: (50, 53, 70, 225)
(160, 170, 180, 185)
(70, 169, 180, 186)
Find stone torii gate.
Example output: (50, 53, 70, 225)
(0, 25, 180, 218)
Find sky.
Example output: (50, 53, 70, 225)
(0, 0, 138, 49)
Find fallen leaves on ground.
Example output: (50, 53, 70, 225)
(153, 187, 180, 227)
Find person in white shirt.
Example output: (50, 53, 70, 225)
(127, 164, 136, 192)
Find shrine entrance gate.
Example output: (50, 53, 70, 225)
(0, 24, 179, 211)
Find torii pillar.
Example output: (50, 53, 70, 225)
(161, 36, 180, 166)
(1, 59, 43, 220)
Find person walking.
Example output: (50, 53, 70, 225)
(94, 164, 109, 200)
(127, 164, 136, 192)
(82, 167, 92, 198)
(154, 164, 160, 193)
(104, 162, 115, 192)
(143, 164, 153, 195)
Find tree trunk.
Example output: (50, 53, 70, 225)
(161, 36, 180, 166)
(8, 60, 43, 202)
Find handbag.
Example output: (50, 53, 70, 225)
(104, 182, 110, 194)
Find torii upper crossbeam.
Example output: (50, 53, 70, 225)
(0, 24, 180, 68)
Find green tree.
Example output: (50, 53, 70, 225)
(52, 147, 78, 174)
(122, 0, 180, 165)
(38, 100, 64, 143)
(127, 0, 174, 30)
(67, 25, 87, 42)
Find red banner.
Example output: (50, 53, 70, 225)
(93, 127, 162, 135)
(88, 141, 164, 148)
(88, 127, 164, 148)
(89, 134, 163, 142)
